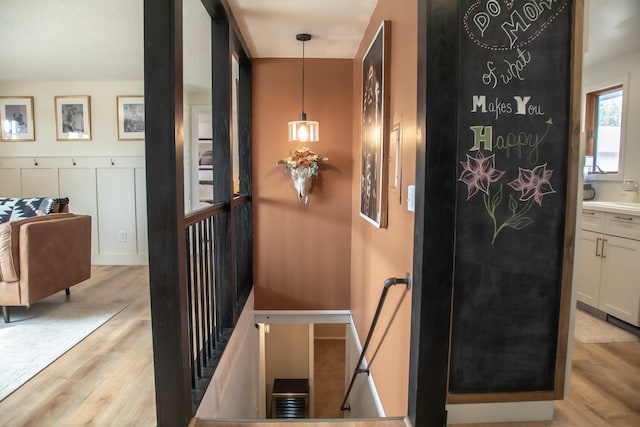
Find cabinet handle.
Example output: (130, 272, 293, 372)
(595, 237, 601, 257)
(601, 238, 607, 259)
(583, 211, 595, 216)
(613, 215, 633, 221)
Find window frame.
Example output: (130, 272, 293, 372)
(583, 74, 629, 181)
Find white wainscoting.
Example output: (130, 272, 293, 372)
(345, 320, 386, 419)
(196, 291, 260, 420)
(0, 156, 148, 265)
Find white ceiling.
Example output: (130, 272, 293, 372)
(583, 0, 640, 68)
(0, 0, 638, 82)
(225, 0, 378, 58)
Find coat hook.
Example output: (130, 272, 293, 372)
(72, 158, 76, 166)
(110, 158, 115, 166)
(33, 158, 38, 166)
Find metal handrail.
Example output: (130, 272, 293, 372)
(340, 273, 411, 412)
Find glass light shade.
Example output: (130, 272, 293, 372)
(288, 120, 319, 142)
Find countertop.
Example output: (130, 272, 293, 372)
(582, 200, 640, 216)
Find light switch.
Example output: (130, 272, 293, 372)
(407, 185, 415, 212)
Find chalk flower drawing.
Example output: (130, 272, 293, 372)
(458, 151, 555, 244)
(507, 164, 555, 206)
(458, 151, 505, 200)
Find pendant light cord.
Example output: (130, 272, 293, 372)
(301, 39, 305, 117)
(294, 33, 311, 122)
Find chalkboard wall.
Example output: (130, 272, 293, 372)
(449, 0, 574, 395)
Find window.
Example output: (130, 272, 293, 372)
(585, 85, 624, 174)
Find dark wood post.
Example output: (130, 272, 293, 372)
(211, 11, 236, 328)
(408, 0, 458, 425)
(143, 0, 192, 425)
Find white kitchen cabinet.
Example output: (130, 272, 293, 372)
(575, 230, 602, 307)
(598, 235, 640, 325)
(578, 205, 640, 326)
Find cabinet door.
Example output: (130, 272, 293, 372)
(599, 236, 640, 326)
(576, 230, 603, 307)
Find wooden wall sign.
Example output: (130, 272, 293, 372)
(448, 0, 581, 402)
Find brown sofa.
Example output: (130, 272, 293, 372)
(0, 213, 92, 323)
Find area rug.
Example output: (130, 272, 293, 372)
(0, 302, 127, 401)
(574, 309, 639, 344)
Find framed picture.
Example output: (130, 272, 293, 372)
(116, 95, 145, 140)
(389, 123, 402, 199)
(0, 96, 35, 142)
(55, 95, 91, 140)
(360, 20, 391, 228)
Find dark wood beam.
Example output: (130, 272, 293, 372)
(211, 13, 236, 328)
(408, 0, 458, 425)
(237, 46, 253, 197)
(143, 0, 191, 426)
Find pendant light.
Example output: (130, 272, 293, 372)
(288, 33, 319, 142)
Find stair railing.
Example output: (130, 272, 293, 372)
(340, 273, 412, 412)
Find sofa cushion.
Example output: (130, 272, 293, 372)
(0, 197, 69, 224)
(0, 221, 18, 282)
(49, 197, 70, 214)
(0, 214, 75, 283)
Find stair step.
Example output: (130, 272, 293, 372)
(194, 418, 408, 427)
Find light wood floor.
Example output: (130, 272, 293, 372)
(0, 265, 156, 427)
(0, 265, 638, 426)
(315, 339, 346, 419)
(195, 421, 408, 427)
(451, 339, 640, 426)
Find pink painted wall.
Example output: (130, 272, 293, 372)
(252, 0, 418, 414)
(349, 0, 418, 416)
(252, 58, 353, 310)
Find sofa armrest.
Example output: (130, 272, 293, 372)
(18, 214, 92, 304)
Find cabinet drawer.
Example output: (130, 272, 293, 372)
(605, 213, 640, 241)
(581, 209, 606, 232)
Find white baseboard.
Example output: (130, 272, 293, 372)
(446, 401, 555, 424)
(92, 253, 148, 265)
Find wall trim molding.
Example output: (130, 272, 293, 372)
(347, 316, 386, 418)
(0, 155, 148, 266)
(446, 401, 554, 424)
(253, 310, 351, 324)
